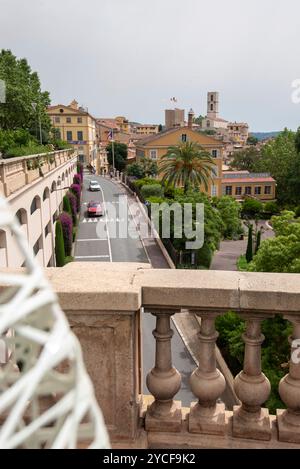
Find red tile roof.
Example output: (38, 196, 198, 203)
(222, 177, 275, 184)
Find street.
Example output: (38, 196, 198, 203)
(75, 174, 149, 263)
(75, 173, 197, 406)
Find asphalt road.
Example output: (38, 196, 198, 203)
(75, 174, 149, 263)
(74, 174, 204, 407)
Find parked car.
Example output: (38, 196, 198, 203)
(87, 201, 103, 217)
(89, 180, 101, 191)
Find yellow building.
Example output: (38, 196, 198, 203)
(115, 116, 130, 133)
(132, 124, 159, 135)
(222, 171, 276, 201)
(47, 100, 98, 167)
(136, 126, 224, 197)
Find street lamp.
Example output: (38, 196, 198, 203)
(32, 102, 42, 145)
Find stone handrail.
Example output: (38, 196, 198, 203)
(1, 263, 300, 448)
(0, 148, 75, 197)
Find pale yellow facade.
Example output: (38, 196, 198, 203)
(47, 101, 98, 167)
(132, 124, 159, 135)
(115, 116, 130, 133)
(136, 127, 224, 197)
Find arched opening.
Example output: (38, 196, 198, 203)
(43, 187, 50, 200)
(15, 208, 27, 225)
(30, 196, 41, 215)
(51, 181, 57, 193)
(0, 230, 6, 249)
(0, 229, 7, 267)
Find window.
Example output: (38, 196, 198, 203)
(225, 186, 232, 195)
(265, 186, 271, 195)
(211, 166, 218, 178)
(212, 149, 218, 158)
(77, 131, 83, 141)
(45, 221, 51, 238)
(181, 134, 187, 142)
(211, 94, 214, 101)
(30, 196, 40, 215)
(15, 209, 27, 225)
(66, 117, 72, 123)
(149, 149, 157, 160)
(207, 120, 210, 127)
(210, 104, 214, 111)
(55, 117, 60, 123)
(77, 117, 82, 123)
(0, 230, 6, 249)
(235, 187, 242, 196)
(51, 181, 56, 192)
(52, 211, 58, 224)
(211, 185, 217, 197)
(43, 187, 50, 200)
(33, 236, 42, 256)
(255, 186, 261, 195)
(66, 131, 73, 141)
(245, 186, 252, 195)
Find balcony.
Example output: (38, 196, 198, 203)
(0, 149, 75, 197)
(1, 262, 300, 449)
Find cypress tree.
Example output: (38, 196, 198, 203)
(255, 229, 261, 254)
(63, 195, 72, 216)
(55, 220, 65, 267)
(246, 225, 253, 263)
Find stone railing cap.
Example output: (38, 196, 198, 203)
(48, 262, 145, 311)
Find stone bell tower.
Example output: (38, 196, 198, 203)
(207, 92, 219, 119)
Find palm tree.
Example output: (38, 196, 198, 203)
(159, 141, 215, 193)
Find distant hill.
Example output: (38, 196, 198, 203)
(251, 132, 280, 141)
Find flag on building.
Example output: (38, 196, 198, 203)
(107, 129, 114, 141)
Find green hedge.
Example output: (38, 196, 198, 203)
(141, 184, 164, 198)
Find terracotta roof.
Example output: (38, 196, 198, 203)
(137, 126, 224, 146)
(222, 177, 275, 184)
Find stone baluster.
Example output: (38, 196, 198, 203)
(145, 309, 182, 432)
(189, 312, 226, 435)
(233, 314, 271, 440)
(277, 315, 300, 444)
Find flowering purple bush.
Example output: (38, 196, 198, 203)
(59, 212, 73, 257)
(70, 183, 81, 213)
(66, 190, 78, 224)
(73, 173, 82, 186)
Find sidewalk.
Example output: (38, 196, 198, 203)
(211, 221, 274, 271)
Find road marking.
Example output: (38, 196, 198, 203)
(77, 238, 108, 242)
(98, 181, 113, 262)
(75, 255, 110, 259)
(82, 218, 102, 223)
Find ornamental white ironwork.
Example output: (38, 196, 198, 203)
(0, 196, 110, 449)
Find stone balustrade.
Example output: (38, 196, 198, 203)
(0, 149, 75, 197)
(1, 263, 300, 448)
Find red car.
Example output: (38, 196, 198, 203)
(87, 201, 103, 217)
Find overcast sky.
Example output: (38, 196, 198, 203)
(1, 0, 300, 131)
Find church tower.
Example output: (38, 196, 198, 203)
(207, 92, 219, 119)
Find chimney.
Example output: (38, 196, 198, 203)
(188, 108, 194, 129)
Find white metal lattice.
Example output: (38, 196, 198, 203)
(0, 196, 110, 449)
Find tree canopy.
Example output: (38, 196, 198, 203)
(248, 211, 300, 273)
(159, 141, 214, 194)
(0, 49, 51, 133)
(106, 142, 128, 171)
